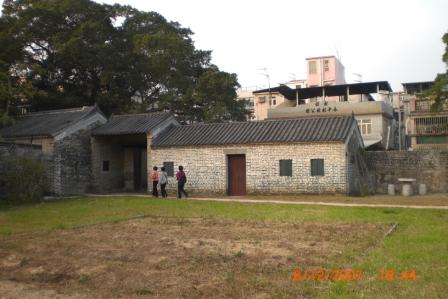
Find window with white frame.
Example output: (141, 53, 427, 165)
(357, 119, 372, 135)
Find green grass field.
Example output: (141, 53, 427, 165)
(0, 196, 447, 298)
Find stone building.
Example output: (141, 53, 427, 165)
(91, 112, 178, 193)
(0, 106, 107, 194)
(151, 115, 367, 196)
(0, 106, 370, 196)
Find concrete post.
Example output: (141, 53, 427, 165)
(388, 184, 395, 196)
(402, 184, 413, 196)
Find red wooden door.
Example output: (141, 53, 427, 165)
(228, 155, 246, 196)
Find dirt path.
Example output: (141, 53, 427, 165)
(86, 193, 448, 210)
(189, 197, 448, 210)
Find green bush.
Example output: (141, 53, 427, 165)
(1, 156, 48, 203)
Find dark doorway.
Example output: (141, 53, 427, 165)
(133, 148, 142, 191)
(227, 154, 246, 196)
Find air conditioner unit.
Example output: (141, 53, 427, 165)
(258, 96, 266, 103)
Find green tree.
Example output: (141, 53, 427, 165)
(1, 0, 119, 112)
(190, 66, 247, 123)
(0, 0, 245, 122)
(427, 32, 448, 111)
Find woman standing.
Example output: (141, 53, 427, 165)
(159, 166, 168, 198)
(151, 166, 159, 197)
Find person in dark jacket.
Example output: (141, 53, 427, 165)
(176, 165, 188, 199)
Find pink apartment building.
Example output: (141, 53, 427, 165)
(306, 55, 346, 87)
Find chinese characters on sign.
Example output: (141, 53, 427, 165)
(304, 101, 339, 113)
(305, 107, 338, 113)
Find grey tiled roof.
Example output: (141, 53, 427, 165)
(152, 115, 356, 147)
(0, 106, 101, 138)
(92, 112, 173, 136)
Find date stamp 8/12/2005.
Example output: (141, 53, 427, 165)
(293, 269, 417, 282)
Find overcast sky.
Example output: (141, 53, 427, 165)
(3, 0, 447, 91)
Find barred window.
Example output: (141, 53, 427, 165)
(311, 159, 324, 176)
(163, 161, 174, 176)
(279, 160, 292, 176)
(102, 160, 109, 172)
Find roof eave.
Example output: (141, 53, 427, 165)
(151, 139, 346, 149)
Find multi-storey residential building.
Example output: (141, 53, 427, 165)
(264, 81, 396, 149)
(251, 87, 290, 121)
(306, 55, 346, 87)
(283, 79, 307, 89)
(237, 79, 306, 120)
(250, 55, 349, 120)
(403, 81, 448, 149)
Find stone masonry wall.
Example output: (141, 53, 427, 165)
(151, 142, 348, 195)
(53, 126, 96, 194)
(0, 142, 43, 158)
(2, 136, 54, 154)
(365, 150, 448, 194)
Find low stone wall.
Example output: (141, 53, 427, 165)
(365, 150, 448, 194)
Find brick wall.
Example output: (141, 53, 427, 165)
(365, 150, 448, 193)
(150, 142, 348, 195)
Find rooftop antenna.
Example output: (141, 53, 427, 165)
(257, 67, 272, 106)
(353, 73, 362, 83)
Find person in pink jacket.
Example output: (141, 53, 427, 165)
(151, 166, 159, 197)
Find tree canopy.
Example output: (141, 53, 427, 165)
(427, 32, 448, 110)
(0, 0, 248, 123)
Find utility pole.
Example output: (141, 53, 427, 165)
(398, 92, 403, 151)
(258, 68, 271, 106)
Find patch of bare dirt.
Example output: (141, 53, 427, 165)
(0, 217, 391, 298)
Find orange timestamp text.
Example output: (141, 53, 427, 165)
(379, 269, 417, 281)
(292, 268, 417, 282)
(293, 268, 363, 282)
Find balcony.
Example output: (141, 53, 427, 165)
(414, 115, 448, 135)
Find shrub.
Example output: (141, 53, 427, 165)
(1, 156, 48, 203)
